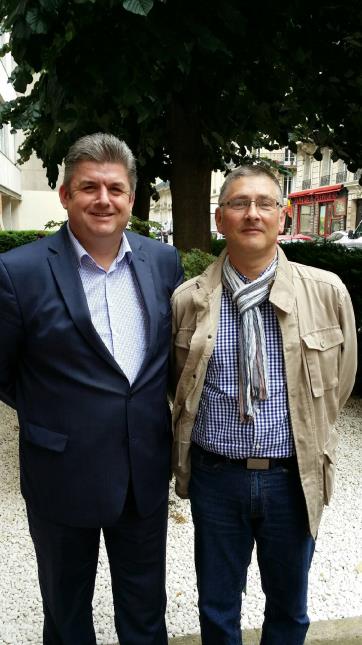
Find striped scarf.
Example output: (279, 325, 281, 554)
(222, 255, 278, 421)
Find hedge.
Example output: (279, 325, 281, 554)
(0, 230, 52, 253)
(181, 242, 362, 395)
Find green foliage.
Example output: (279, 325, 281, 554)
(1, 0, 362, 250)
(122, 0, 155, 15)
(211, 237, 226, 256)
(0, 230, 52, 253)
(180, 248, 216, 282)
(129, 215, 161, 236)
(44, 219, 65, 229)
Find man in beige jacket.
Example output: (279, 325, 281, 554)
(172, 165, 357, 645)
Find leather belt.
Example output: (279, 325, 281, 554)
(191, 443, 297, 470)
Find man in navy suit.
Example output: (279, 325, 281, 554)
(0, 133, 183, 644)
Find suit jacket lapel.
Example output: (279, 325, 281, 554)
(47, 226, 125, 375)
(127, 232, 158, 364)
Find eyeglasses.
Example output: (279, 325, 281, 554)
(219, 198, 282, 214)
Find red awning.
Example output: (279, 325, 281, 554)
(289, 183, 343, 199)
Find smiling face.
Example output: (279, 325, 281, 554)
(59, 160, 134, 254)
(215, 173, 286, 273)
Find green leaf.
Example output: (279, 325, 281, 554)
(122, 0, 154, 16)
(26, 9, 48, 34)
(0, 43, 10, 58)
(11, 66, 34, 93)
(39, 0, 62, 11)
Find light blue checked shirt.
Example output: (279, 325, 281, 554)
(67, 225, 148, 385)
(192, 265, 295, 459)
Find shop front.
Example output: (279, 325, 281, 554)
(289, 184, 347, 237)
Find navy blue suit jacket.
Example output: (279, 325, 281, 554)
(0, 225, 183, 527)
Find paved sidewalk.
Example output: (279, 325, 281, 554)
(166, 616, 362, 644)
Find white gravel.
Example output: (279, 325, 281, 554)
(0, 398, 361, 644)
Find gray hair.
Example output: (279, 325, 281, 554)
(218, 165, 283, 205)
(63, 133, 137, 193)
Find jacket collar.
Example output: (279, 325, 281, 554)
(196, 248, 227, 293)
(269, 246, 296, 314)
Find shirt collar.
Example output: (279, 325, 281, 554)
(66, 222, 133, 268)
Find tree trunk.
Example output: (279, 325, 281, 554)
(132, 175, 151, 224)
(168, 101, 212, 252)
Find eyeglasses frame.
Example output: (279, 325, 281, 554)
(219, 198, 283, 212)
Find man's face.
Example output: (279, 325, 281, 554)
(59, 160, 134, 249)
(215, 174, 286, 263)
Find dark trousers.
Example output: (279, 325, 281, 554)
(26, 489, 168, 645)
(189, 444, 315, 645)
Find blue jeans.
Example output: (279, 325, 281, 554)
(189, 444, 315, 645)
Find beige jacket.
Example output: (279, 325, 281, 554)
(171, 246, 357, 537)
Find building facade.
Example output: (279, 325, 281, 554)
(16, 131, 65, 230)
(0, 33, 64, 232)
(0, 32, 21, 230)
(289, 145, 362, 236)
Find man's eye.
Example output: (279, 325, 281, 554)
(82, 185, 96, 192)
(232, 199, 248, 208)
(258, 199, 275, 208)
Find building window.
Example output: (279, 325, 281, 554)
(302, 155, 311, 189)
(283, 174, 293, 198)
(320, 149, 331, 186)
(336, 170, 347, 183)
(336, 160, 347, 183)
(299, 204, 313, 233)
(284, 148, 296, 165)
(0, 124, 8, 156)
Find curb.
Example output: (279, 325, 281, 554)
(167, 616, 362, 644)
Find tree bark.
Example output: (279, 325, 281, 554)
(168, 100, 212, 252)
(132, 175, 151, 225)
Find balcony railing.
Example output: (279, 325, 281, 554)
(336, 171, 347, 183)
(320, 174, 330, 186)
(302, 179, 311, 190)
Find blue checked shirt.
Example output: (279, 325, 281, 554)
(67, 225, 148, 385)
(192, 268, 295, 459)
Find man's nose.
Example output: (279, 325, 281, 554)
(245, 201, 261, 218)
(95, 185, 111, 205)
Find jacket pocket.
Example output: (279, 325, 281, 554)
(323, 429, 338, 505)
(302, 327, 344, 397)
(24, 423, 68, 453)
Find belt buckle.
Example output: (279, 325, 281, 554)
(246, 458, 270, 470)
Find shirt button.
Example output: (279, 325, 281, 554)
(320, 340, 326, 348)
(256, 444, 261, 450)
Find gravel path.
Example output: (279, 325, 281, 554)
(0, 398, 361, 644)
